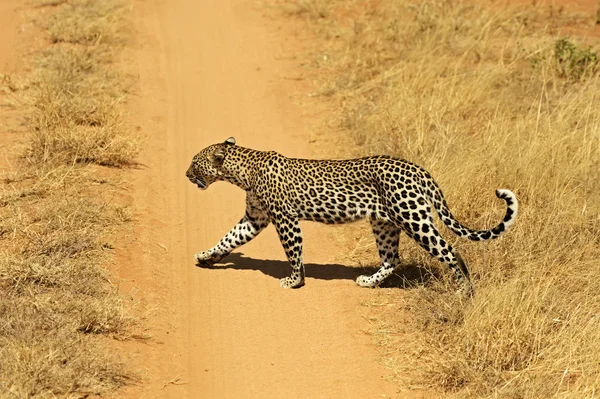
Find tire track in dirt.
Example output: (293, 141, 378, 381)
(118, 0, 402, 397)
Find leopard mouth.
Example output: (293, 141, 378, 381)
(194, 176, 207, 189)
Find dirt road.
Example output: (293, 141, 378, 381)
(119, 0, 401, 397)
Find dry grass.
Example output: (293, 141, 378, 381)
(0, 0, 138, 397)
(26, 15, 137, 166)
(0, 171, 135, 398)
(46, 0, 128, 46)
(281, 0, 600, 397)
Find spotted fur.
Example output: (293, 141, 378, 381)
(186, 137, 518, 293)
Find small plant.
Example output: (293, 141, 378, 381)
(554, 38, 598, 79)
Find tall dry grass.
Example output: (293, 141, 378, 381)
(0, 0, 138, 397)
(282, 0, 600, 397)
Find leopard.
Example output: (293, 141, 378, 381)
(186, 137, 518, 294)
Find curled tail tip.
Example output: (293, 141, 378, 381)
(496, 188, 518, 228)
(495, 189, 514, 199)
(495, 189, 517, 206)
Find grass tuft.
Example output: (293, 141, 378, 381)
(25, 0, 138, 167)
(46, 0, 128, 45)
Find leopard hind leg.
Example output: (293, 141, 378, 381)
(402, 208, 473, 296)
(356, 219, 400, 288)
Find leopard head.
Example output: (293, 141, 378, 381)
(186, 137, 236, 190)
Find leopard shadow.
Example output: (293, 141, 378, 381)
(196, 252, 440, 288)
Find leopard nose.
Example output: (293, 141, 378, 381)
(185, 166, 194, 179)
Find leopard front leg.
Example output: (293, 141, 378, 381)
(195, 192, 269, 265)
(272, 215, 305, 289)
(194, 213, 269, 265)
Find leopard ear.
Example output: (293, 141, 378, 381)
(213, 146, 226, 162)
(225, 137, 236, 145)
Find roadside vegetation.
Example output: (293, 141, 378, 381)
(0, 0, 138, 396)
(282, 0, 600, 397)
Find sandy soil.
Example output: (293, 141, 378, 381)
(116, 0, 405, 397)
(0, 0, 25, 169)
(0, 3, 19, 71)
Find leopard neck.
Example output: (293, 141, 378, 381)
(219, 145, 263, 190)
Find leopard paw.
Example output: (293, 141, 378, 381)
(279, 276, 305, 289)
(194, 250, 223, 265)
(356, 274, 378, 288)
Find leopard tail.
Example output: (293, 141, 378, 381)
(426, 180, 518, 241)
